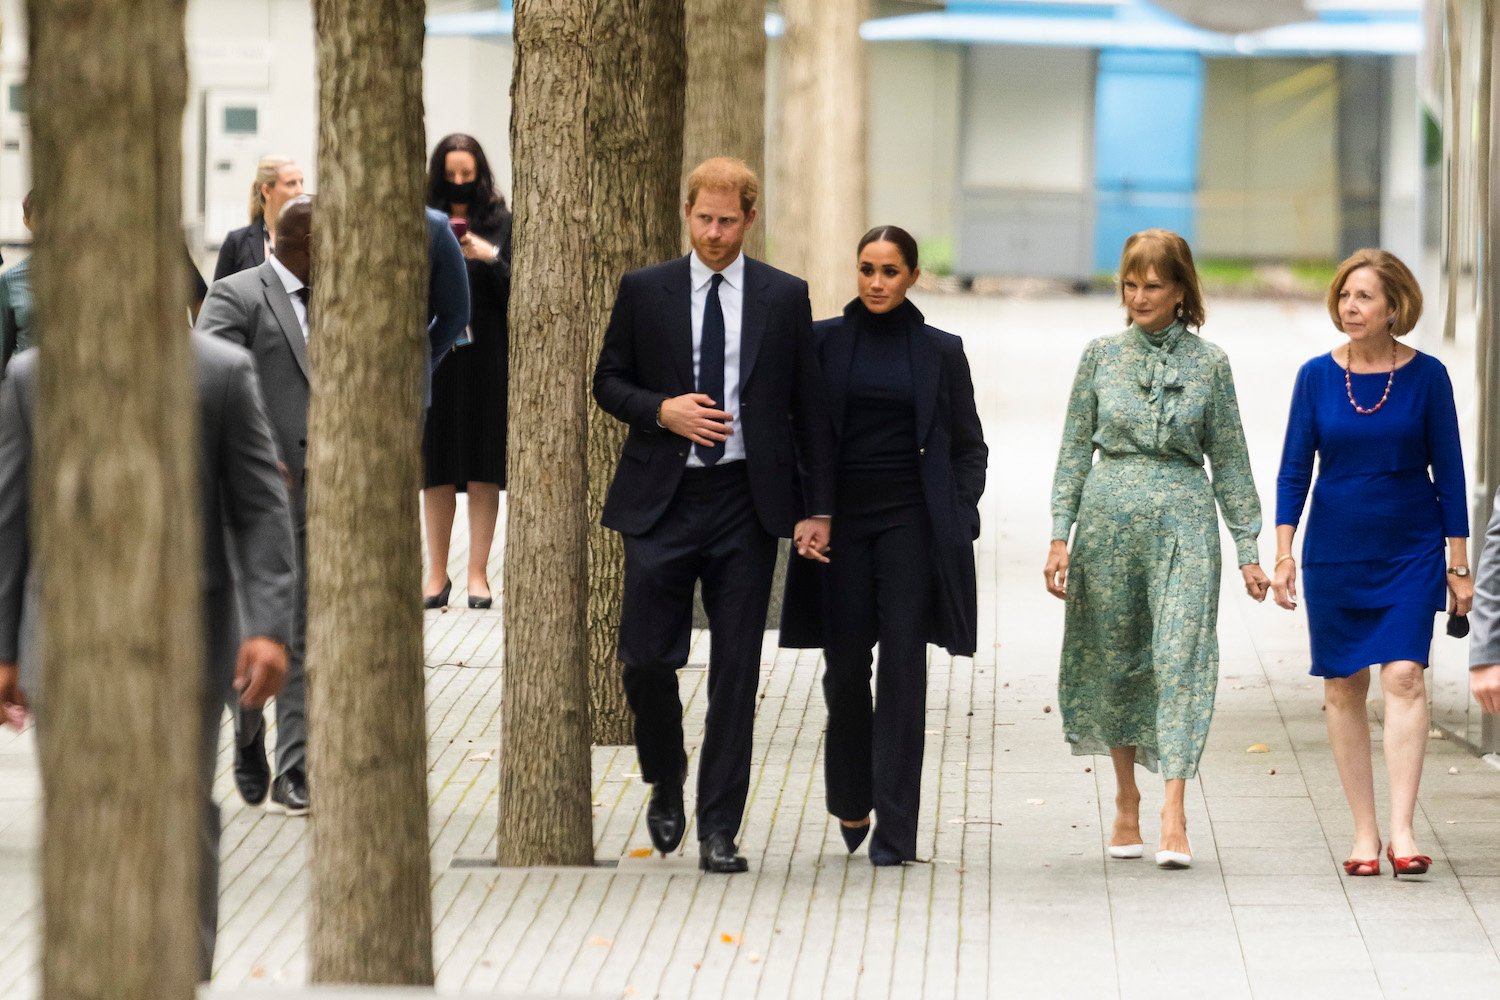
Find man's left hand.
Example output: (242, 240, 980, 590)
(234, 637, 289, 710)
(794, 516, 831, 563)
(1473, 664, 1500, 715)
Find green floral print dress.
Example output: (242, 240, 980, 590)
(1050, 321, 1261, 778)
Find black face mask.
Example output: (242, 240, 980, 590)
(441, 178, 479, 204)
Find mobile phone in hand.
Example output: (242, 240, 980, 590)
(449, 218, 468, 240)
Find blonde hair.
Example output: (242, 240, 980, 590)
(249, 155, 296, 223)
(685, 156, 759, 215)
(1118, 228, 1206, 329)
(1327, 249, 1423, 337)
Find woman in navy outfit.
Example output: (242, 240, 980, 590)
(781, 226, 988, 866)
(1273, 249, 1471, 879)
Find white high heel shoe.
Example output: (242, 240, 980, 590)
(1155, 844, 1193, 869)
(1107, 843, 1144, 859)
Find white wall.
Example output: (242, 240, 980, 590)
(960, 45, 1093, 194)
(1381, 54, 1420, 265)
(866, 42, 961, 252)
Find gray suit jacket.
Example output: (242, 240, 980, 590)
(195, 260, 310, 526)
(0, 334, 298, 701)
(1470, 487, 1500, 668)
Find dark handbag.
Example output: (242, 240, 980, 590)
(1447, 612, 1470, 639)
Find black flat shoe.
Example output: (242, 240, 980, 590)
(266, 769, 310, 817)
(468, 594, 492, 610)
(646, 780, 685, 855)
(699, 832, 749, 873)
(233, 720, 270, 806)
(423, 579, 451, 610)
(839, 818, 871, 854)
(869, 846, 906, 867)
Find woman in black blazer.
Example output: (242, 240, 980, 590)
(213, 155, 304, 281)
(782, 226, 988, 865)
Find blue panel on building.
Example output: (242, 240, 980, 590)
(1092, 49, 1203, 271)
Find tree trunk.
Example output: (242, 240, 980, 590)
(775, 0, 867, 318)
(499, 0, 596, 866)
(26, 1, 201, 997)
(683, 0, 765, 258)
(306, 0, 434, 983)
(586, 0, 686, 747)
(1442, 0, 1464, 342)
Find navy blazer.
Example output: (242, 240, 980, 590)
(781, 304, 988, 656)
(593, 254, 835, 538)
(213, 218, 269, 282)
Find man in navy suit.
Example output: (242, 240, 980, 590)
(593, 157, 835, 873)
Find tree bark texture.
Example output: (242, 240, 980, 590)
(683, 0, 766, 258)
(306, 0, 434, 984)
(500, 0, 596, 866)
(775, 0, 867, 318)
(586, 0, 686, 747)
(26, 1, 201, 997)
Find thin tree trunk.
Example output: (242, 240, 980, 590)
(1443, 0, 1464, 342)
(306, 0, 434, 983)
(586, 0, 686, 747)
(683, 0, 765, 258)
(776, 0, 867, 318)
(26, 1, 201, 997)
(500, 0, 596, 866)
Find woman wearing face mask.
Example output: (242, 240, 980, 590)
(214, 154, 305, 281)
(422, 133, 513, 610)
(781, 225, 988, 866)
(1273, 250, 1469, 879)
(1045, 229, 1269, 870)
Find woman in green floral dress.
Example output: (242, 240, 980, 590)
(1044, 229, 1270, 869)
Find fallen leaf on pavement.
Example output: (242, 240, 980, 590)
(721, 933, 741, 945)
(628, 848, 653, 858)
(1246, 744, 1270, 753)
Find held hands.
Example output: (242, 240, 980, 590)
(794, 516, 832, 563)
(1472, 664, 1500, 714)
(659, 393, 733, 448)
(1241, 563, 1271, 602)
(234, 637, 289, 710)
(0, 661, 28, 730)
(459, 232, 499, 263)
(1044, 540, 1069, 599)
(1271, 556, 1298, 610)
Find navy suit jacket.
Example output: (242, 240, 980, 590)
(213, 218, 268, 282)
(593, 254, 835, 538)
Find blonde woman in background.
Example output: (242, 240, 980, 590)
(213, 154, 305, 281)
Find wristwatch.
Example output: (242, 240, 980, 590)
(1448, 565, 1471, 577)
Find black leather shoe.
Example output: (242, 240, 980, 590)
(646, 780, 685, 854)
(869, 846, 906, 867)
(233, 722, 270, 806)
(468, 594, 492, 610)
(424, 579, 451, 610)
(267, 769, 309, 817)
(699, 832, 749, 873)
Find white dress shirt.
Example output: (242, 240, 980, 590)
(687, 250, 747, 467)
(267, 254, 309, 341)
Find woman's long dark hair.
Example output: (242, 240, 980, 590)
(426, 133, 508, 229)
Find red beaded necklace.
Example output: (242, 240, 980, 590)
(1343, 339, 1397, 415)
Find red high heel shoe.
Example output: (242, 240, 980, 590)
(1386, 844, 1432, 878)
(1342, 847, 1381, 877)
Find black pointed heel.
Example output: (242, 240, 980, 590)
(468, 594, 492, 610)
(424, 579, 451, 610)
(839, 818, 871, 853)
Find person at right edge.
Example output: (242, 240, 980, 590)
(1273, 249, 1470, 880)
(780, 225, 987, 866)
(593, 157, 835, 874)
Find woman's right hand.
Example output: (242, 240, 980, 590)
(1045, 540, 1069, 600)
(1271, 556, 1298, 610)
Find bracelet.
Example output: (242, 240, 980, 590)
(1274, 554, 1295, 567)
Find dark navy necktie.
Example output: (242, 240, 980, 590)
(696, 272, 726, 466)
(295, 286, 311, 335)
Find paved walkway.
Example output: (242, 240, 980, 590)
(1, 294, 1498, 999)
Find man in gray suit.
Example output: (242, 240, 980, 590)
(1466, 490, 1500, 714)
(195, 195, 314, 814)
(0, 333, 298, 978)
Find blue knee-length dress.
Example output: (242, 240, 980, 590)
(1276, 351, 1467, 678)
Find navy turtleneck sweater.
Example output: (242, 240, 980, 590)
(839, 302, 920, 480)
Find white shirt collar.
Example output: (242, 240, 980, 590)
(690, 250, 745, 291)
(267, 253, 306, 296)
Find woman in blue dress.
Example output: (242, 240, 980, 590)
(1273, 249, 1472, 879)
